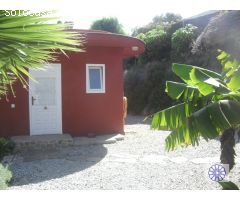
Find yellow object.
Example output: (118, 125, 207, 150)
(123, 96, 128, 118)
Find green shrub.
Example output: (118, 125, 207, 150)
(137, 28, 171, 63)
(124, 65, 149, 114)
(124, 61, 176, 115)
(0, 138, 15, 160)
(143, 62, 175, 113)
(171, 24, 198, 59)
(0, 164, 12, 189)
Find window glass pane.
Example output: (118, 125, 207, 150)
(89, 68, 102, 89)
(35, 78, 56, 105)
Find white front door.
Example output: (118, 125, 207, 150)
(29, 64, 62, 135)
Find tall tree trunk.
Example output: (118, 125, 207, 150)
(220, 128, 236, 170)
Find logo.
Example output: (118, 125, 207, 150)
(208, 164, 227, 182)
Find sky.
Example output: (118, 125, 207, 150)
(2, 0, 240, 35)
(57, 0, 211, 34)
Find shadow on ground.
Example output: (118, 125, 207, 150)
(10, 144, 107, 186)
(125, 115, 151, 125)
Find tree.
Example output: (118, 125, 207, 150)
(171, 24, 198, 60)
(90, 17, 125, 34)
(153, 13, 182, 27)
(150, 50, 240, 173)
(137, 28, 171, 63)
(125, 13, 183, 115)
(132, 13, 182, 36)
(0, 10, 83, 97)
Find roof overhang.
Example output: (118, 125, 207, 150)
(71, 29, 145, 58)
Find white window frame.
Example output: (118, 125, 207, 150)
(86, 64, 105, 93)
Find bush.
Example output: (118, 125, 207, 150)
(0, 138, 15, 161)
(0, 164, 12, 189)
(124, 22, 202, 115)
(124, 61, 176, 115)
(143, 62, 175, 113)
(124, 65, 149, 114)
(171, 24, 198, 60)
(137, 28, 171, 63)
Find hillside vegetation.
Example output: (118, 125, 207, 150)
(124, 11, 238, 115)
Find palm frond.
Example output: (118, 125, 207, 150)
(0, 10, 84, 96)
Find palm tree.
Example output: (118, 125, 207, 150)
(150, 50, 240, 171)
(0, 10, 84, 97)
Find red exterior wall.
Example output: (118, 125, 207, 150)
(61, 46, 124, 136)
(0, 82, 29, 137)
(0, 46, 124, 137)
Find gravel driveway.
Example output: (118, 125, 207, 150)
(9, 115, 240, 190)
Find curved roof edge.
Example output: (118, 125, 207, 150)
(71, 29, 145, 58)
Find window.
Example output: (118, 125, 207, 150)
(86, 64, 105, 93)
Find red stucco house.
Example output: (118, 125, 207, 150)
(0, 29, 145, 137)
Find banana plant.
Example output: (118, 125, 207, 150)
(0, 10, 84, 97)
(219, 181, 239, 190)
(150, 50, 240, 171)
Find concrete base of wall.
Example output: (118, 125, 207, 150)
(11, 133, 124, 151)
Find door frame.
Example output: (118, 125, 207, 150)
(29, 63, 62, 135)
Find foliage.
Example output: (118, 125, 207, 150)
(124, 66, 148, 114)
(0, 164, 12, 190)
(90, 17, 125, 34)
(132, 13, 182, 36)
(171, 24, 198, 58)
(153, 13, 182, 29)
(124, 61, 175, 114)
(0, 138, 14, 160)
(124, 14, 204, 115)
(0, 10, 83, 97)
(137, 28, 171, 63)
(150, 51, 240, 152)
(218, 181, 239, 190)
(0, 138, 15, 190)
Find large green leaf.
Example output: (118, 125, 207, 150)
(189, 68, 216, 96)
(189, 101, 232, 140)
(151, 51, 240, 169)
(220, 100, 240, 125)
(172, 63, 226, 96)
(152, 100, 240, 151)
(227, 68, 240, 91)
(151, 102, 200, 131)
(164, 128, 189, 151)
(150, 101, 202, 150)
(218, 181, 239, 190)
(164, 122, 202, 151)
(166, 81, 200, 101)
(172, 63, 222, 85)
(217, 50, 240, 91)
(217, 49, 240, 78)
